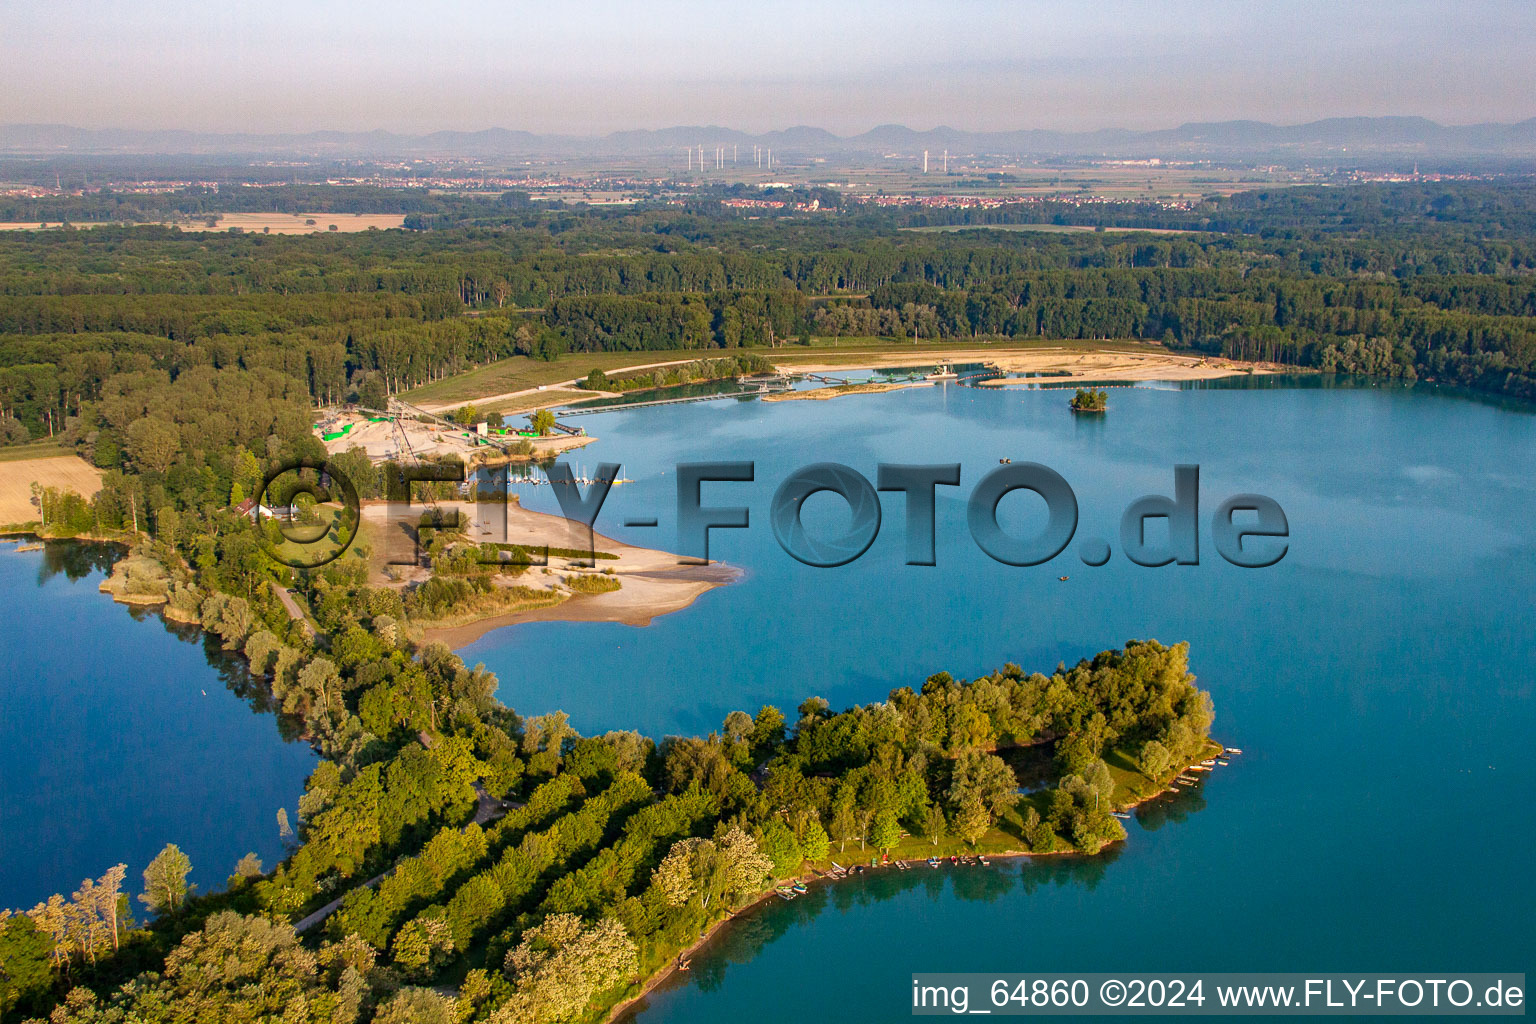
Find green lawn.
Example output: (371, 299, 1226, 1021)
(1106, 739, 1225, 804)
(406, 338, 1166, 410)
(0, 439, 73, 462)
(404, 351, 698, 407)
(263, 504, 357, 566)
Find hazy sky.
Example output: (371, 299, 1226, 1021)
(4, 0, 1534, 134)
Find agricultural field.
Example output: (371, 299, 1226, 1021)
(900, 223, 1194, 234)
(0, 454, 103, 525)
(0, 213, 405, 233)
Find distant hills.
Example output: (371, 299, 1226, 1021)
(3, 117, 1535, 161)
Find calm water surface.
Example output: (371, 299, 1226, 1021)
(0, 542, 315, 909)
(459, 377, 1535, 1021)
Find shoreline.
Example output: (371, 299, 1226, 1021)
(761, 380, 932, 402)
(403, 346, 1286, 419)
(607, 740, 1227, 1022)
(361, 500, 738, 648)
(778, 347, 1286, 382)
(419, 560, 739, 647)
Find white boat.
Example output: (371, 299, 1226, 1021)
(1201, 759, 1217, 766)
(1226, 747, 1243, 754)
(928, 364, 958, 380)
(1217, 760, 1230, 766)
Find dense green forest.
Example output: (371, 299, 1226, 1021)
(1, 178, 1533, 457)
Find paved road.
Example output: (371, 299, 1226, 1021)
(270, 581, 316, 638)
(293, 867, 389, 934)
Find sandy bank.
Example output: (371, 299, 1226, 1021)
(359, 499, 737, 647)
(762, 380, 932, 402)
(781, 348, 1283, 382)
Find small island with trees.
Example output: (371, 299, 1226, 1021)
(1070, 388, 1108, 413)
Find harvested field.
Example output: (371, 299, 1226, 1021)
(0, 213, 405, 234)
(0, 455, 103, 525)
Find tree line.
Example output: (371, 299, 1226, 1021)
(4, 183, 1536, 450)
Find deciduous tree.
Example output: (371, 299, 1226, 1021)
(140, 844, 193, 916)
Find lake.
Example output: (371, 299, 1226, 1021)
(458, 376, 1535, 1021)
(0, 541, 316, 910)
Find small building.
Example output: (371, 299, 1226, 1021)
(235, 497, 296, 522)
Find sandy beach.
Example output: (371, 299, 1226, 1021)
(781, 347, 1284, 382)
(761, 380, 932, 402)
(359, 498, 737, 646)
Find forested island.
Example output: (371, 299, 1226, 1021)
(1070, 388, 1108, 413)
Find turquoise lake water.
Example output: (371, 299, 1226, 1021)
(0, 542, 316, 910)
(456, 377, 1535, 1020)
